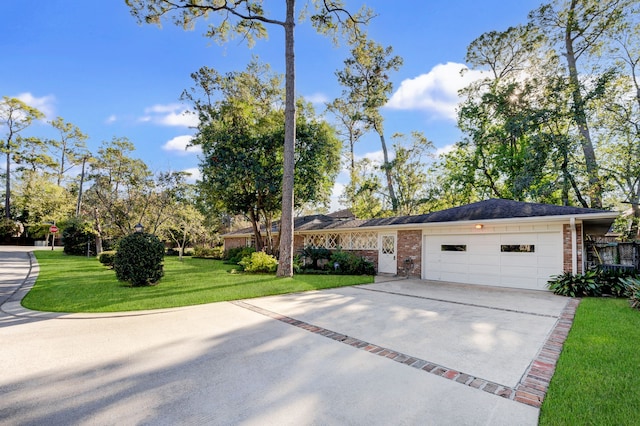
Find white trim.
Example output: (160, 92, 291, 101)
(570, 217, 577, 274)
(223, 212, 618, 238)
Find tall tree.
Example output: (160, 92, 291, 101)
(530, 0, 631, 208)
(389, 132, 434, 215)
(185, 61, 340, 254)
(326, 95, 367, 176)
(596, 4, 640, 215)
(335, 34, 403, 211)
(0, 96, 43, 218)
(48, 117, 89, 187)
(84, 137, 152, 251)
(125, 0, 370, 277)
(452, 25, 563, 204)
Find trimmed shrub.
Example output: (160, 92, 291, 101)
(193, 246, 224, 259)
(238, 251, 278, 273)
(226, 246, 255, 264)
(329, 249, 376, 275)
(548, 268, 640, 298)
(98, 250, 117, 268)
(63, 219, 96, 256)
(547, 270, 599, 297)
(114, 233, 165, 287)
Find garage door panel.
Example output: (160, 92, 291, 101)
(501, 265, 537, 276)
(424, 232, 563, 291)
(469, 255, 500, 265)
(501, 255, 538, 267)
(474, 274, 501, 286)
(537, 233, 561, 243)
(441, 271, 470, 283)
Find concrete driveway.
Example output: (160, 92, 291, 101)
(0, 247, 575, 425)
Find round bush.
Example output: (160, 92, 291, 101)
(114, 233, 165, 286)
(98, 250, 117, 268)
(238, 251, 278, 273)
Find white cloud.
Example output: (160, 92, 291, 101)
(305, 92, 329, 105)
(162, 135, 201, 155)
(105, 114, 117, 124)
(435, 143, 456, 157)
(145, 103, 183, 114)
(159, 111, 200, 127)
(141, 103, 199, 128)
(182, 167, 202, 182)
(16, 92, 56, 119)
(355, 150, 389, 165)
(387, 62, 488, 120)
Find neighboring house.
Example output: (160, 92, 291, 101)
(223, 199, 619, 291)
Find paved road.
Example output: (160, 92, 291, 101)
(0, 246, 571, 425)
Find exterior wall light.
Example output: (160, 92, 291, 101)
(475, 224, 483, 229)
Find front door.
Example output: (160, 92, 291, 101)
(378, 233, 397, 274)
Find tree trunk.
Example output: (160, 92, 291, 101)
(564, 0, 602, 208)
(93, 207, 103, 254)
(57, 149, 65, 187)
(4, 151, 10, 219)
(377, 130, 398, 212)
(248, 209, 264, 252)
(75, 156, 87, 217)
(179, 227, 187, 262)
(276, 0, 296, 277)
(262, 209, 274, 255)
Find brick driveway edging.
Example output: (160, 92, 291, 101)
(232, 296, 580, 408)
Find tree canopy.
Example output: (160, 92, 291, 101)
(126, 0, 372, 276)
(185, 60, 341, 253)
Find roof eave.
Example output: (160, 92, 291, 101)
(226, 211, 619, 236)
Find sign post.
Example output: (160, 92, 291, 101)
(49, 225, 59, 251)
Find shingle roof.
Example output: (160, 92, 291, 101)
(223, 199, 616, 236)
(417, 198, 611, 223)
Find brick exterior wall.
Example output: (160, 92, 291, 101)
(224, 237, 247, 250)
(397, 230, 422, 278)
(563, 223, 583, 274)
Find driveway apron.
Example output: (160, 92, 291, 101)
(0, 247, 573, 425)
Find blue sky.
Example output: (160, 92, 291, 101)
(1, 1, 543, 210)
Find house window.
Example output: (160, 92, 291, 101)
(441, 244, 466, 252)
(303, 232, 378, 250)
(382, 235, 395, 254)
(501, 244, 535, 253)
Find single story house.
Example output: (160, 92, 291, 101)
(223, 199, 619, 291)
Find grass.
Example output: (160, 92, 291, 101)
(22, 250, 374, 313)
(539, 297, 640, 425)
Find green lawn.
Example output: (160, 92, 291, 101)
(539, 298, 640, 425)
(22, 250, 374, 313)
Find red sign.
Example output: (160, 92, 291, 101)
(49, 225, 59, 233)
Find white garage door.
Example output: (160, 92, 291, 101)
(423, 232, 563, 290)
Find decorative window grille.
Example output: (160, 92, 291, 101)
(304, 231, 378, 250)
(381, 235, 395, 254)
